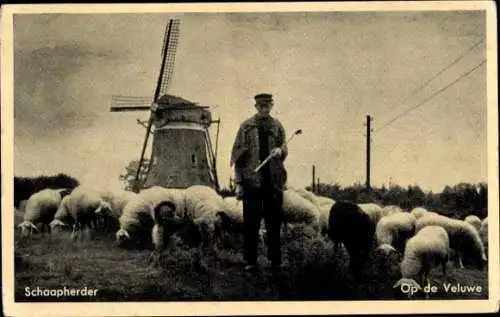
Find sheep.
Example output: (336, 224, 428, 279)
(479, 217, 488, 254)
(215, 197, 245, 246)
(57, 186, 112, 241)
(282, 190, 321, 235)
(393, 225, 449, 299)
(358, 203, 384, 225)
(95, 190, 138, 233)
(410, 207, 429, 219)
(116, 195, 155, 249)
(117, 186, 185, 249)
(464, 215, 482, 233)
(18, 188, 72, 237)
(380, 205, 404, 218)
(328, 201, 376, 275)
(49, 195, 73, 233)
(289, 188, 321, 209)
(375, 211, 417, 255)
(148, 185, 224, 267)
(415, 213, 487, 270)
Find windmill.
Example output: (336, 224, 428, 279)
(110, 18, 220, 193)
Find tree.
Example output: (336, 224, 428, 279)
(119, 159, 152, 192)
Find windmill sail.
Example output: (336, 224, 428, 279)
(154, 18, 181, 101)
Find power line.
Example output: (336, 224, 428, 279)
(375, 59, 486, 133)
(400, 38, 484, 104)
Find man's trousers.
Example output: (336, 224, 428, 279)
(242, 187, 283, 266)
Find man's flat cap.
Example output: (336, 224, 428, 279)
(254, 93, 273, 101)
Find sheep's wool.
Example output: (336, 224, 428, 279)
(184, 185, 225, 220)
(464, 215, 482, 233)
(222, 197, 244, 223)
(400, 226, 449, 279)
(24, 189, 63, 223)
(359, 203, 384, 224)
(416, 214, 486, 260)
(410, 207, 428, 219)
(283, 190, 320, 225)
(376, 212, 416, 246)
(51, 195, 71, 223)
(479, 217, 488, 247)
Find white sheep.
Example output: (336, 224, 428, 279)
(116, 193, 156, 248)
(479, 217, 488, 253)
(49, 195, 73, 232)
(380, 205, 404, 218)
(410, 207, 429, 219)
(288, 188, 321, 209)
(216, 196, 244, 238)
(464, 215, 482, 233)
(57, 186, 112, 240)
(18, 188, 72, 236)
(98, 189, 138, 219)
(393, 225, 449, 298)
(359, 203, 384, 225)
(416, 213, 487, 270)
(148, 185, 224, 267)
(375, 211, 416, 255)
(282, 189, 321, 233)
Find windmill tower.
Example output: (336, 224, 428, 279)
(110, 19, 220, 193)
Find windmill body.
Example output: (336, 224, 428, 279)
(110, 19, 220, 193)
(144, 94, 217, 189)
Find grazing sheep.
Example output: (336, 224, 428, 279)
(410, 207, 429, 219)
(148, 185, 224, 267)
(380, 205, 404, 218)
(49, 195, 73, 232)
(116, 194, 156, 249)
(375, 211, 416, 255)
(464, 215, 482, 233)
(95, 190, 138, 233)
(151, 185, 224, 251)
(393, 225, 449, 299)
(59, 186, 112, 241)
(117, 186, 185, 248)
(416, 213, 487, 270)
(215, 197, 245, 244)
(98, 189, 138, 219)
(282, 190, 321, 234)
(289, 188, 321, 208)
(359, 203, 384, 225)
(18, 188, 72, 236)
(328, 201, 376, 274)
(479, 217, 488, 253)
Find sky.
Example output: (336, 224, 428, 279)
(9, 7, 490, 193)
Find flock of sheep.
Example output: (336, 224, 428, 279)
(17, 184, 489, 297)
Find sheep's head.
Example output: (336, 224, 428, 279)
(49, 219, 69, 233)
(95, 201, 112, 217)
(373, 244, 401, 274)
(116, 229, 131, 246)
(153, 201, 177, 226)
(18, 221, 39, 237)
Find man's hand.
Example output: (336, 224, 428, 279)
(235, 184, 244, 200)
(270, 147, 282, 158)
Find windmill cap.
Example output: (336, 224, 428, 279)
(254, 93, 273, 101)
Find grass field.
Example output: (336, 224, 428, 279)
(12, 211, 489, 302)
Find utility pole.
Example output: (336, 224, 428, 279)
(366, 115, 372, 190)
(312, 165, 316, 192)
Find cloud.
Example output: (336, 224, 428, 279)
(14, 40, 126, 140)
